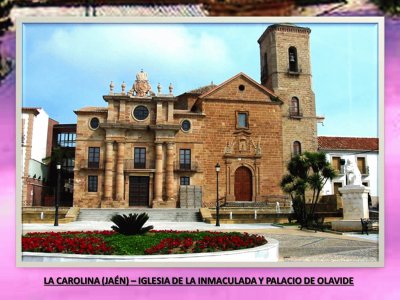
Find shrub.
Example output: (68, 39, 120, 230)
(280, 151, 337, 229)
(110, 212, 154, 235)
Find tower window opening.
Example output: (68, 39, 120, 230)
(290, 97, 300, 117)
(293, 141, 302, 156)
(288, 47, 298, 73)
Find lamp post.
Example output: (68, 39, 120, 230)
(54, 163, 61, 226)
(215, 163, 221, 227)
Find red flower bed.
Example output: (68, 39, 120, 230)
(22, 231, 266, 256)
(22, 231, 113, 255)
(144, 233, 266, 255)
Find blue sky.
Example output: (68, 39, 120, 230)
(22, 21, 379, 137)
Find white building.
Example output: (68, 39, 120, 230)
(21, 107, 57, 206)
(318, 136, 379, 208)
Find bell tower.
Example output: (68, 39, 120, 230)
(258, 23, 318, 168)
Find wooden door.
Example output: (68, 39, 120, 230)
(129, 176, 149, 206)
(234, 166, 252, 201)
(334, 182, 343, 209)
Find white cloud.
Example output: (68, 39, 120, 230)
(37, 24, 234, 87)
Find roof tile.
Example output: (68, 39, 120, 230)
(318, 136, 379, 151)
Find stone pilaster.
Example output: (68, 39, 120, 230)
(166, 142, 175, 201)
(115, 142, 125, 201)
(119, 100, 126, 122)
(156, 103, 163, 124)
(153, 142, 163, 203)
(104, 141, 114, 201)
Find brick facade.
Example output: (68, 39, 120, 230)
(73, 24, 318, 208)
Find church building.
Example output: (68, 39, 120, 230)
(72, 23, 319, 208)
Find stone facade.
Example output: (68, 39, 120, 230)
(258, 24, 318, 170)
(73, 24, 318, 208)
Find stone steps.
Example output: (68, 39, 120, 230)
(222, 202, 291, 209)
(77, 208, 202, 222)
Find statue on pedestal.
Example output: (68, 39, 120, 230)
(345, 159, 363, 186)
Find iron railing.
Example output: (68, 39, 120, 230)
(174, 161, 199, 172)
(79, 159, 104, 169)
(288, 106, 303, 118)
(124, 159, 155, 170)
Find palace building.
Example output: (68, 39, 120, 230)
(72, 23, 319, 208)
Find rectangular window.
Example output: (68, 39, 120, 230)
(331, 157, 341, 172)
(57, 132, 76, 147)
(62, 157, 75, 173)
(88, 175, 98, 192)
(237, 112, 248, 129)
(357, 157, 367, 174)
(179, 149, 191, 170)
(88, 147, 100, 168)
(134, 147, 146, 169)
(180, 176, 190, 186)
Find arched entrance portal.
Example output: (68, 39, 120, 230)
(234, 166, 252, 201)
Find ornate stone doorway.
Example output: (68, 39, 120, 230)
(234, 166, 252, 201)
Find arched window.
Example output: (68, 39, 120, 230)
(288, 47, 298, 73)
(290, 97, 300, 116)
(293, 141, 301, 156)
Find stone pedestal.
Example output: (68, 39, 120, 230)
(331, 185, 369, 232)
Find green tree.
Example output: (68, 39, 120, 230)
(372, 0, 400, 14)
(280, 151, 337, 229)
(0, 0, 13, 38)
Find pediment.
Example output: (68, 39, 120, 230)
(199, 72, 278, 102)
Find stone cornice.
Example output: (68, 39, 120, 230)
(100, 122, 147, 131)
(200, 97, 282, 105)
(149, 124, 181, 132)
(258, 23, 311, 44)
(223, 154, 262, 159)
(103, 95, 177, 102)
(173, 111, 206, 118)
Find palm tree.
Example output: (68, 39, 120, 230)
(280, 151, 337, 229)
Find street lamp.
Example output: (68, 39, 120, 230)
(54, 163, 61, 226)
(215, 163, 221, 227)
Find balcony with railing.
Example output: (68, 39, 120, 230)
(79, 160, 104, 170)
(174, 161, 199, 172)
(287, 64, 302, 75)
(333, 165, 369, 177)
(124, 160, 155, 171)
(361, 166, 370, 176)
(288, 106, 303, 119)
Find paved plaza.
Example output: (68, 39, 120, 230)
(22, 221, 379, 262)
